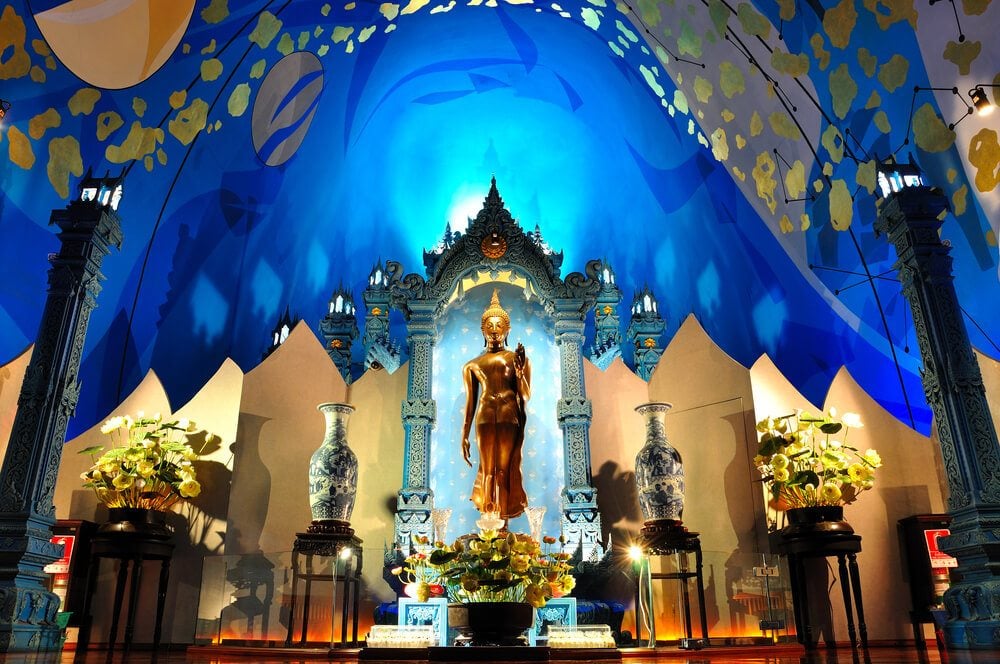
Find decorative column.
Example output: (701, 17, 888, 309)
(0, 172, 124, 652)
(874, 163, 1000, 650)
(626, 285, 666, 381)
(588, 260, 623, 370)
(554, 301, 603, 560)
(319, 286, 359, 383)
(362, 261, 400, 372)
(395, 301, 436, 549)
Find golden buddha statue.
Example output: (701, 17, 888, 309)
(461, 289, 531, 521)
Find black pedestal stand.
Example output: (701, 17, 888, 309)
(638, 520, 709, 648)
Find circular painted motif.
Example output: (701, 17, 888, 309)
(481, 233, 508, 259)
(31, 0, 194, 89)
(251, 51, 324, 167)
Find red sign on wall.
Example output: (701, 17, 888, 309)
(43, 535, 75, 574)
(924, 529, 958, 568)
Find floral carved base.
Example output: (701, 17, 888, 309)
(942, 579, 1000, 649)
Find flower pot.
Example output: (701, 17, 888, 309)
(782, 506, 854, 537)
(448, 602, 534, 646)
(308, 403, 358, 534)
(98, 507, 173, 539)
(634, 402, 684, 524)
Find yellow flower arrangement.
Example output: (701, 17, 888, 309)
(392, 528, 575, 608)
(754, 409, 882, 509)
(79, 412, 217, 511)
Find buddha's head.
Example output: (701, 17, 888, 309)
(481, 289, 510, 349)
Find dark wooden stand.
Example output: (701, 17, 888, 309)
(76, 530, 174, 652)
(775, 529, 867, 650)
(639, 521, 709, 645)
(284, 531, 363, 647)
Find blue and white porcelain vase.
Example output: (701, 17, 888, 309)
(634, 402, 684, 523)
(308, 402, 358, 534)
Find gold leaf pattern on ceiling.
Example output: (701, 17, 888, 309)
(297, 30, 311, 49)
(913, 102, 956, 152)
(250, 59, 267, 78)
(822, 0, 857, 49)
(968, 128, 1000, 192)
(249, 11, 283, 49)
(829, 179, 853, 230)
(711, 127, 729, 161)
(768, 111, 801, 140)
(133, 98, 147, 118)
(46, 135, 82, 199)
(752, 150, 778, 213)
(987, 229, 997, 247)
(68, 88, 101, 116)
(228, 83, 251, 117)
(168, 99, 209, 146)
(30, 38, 49, 57)
(169, 90, 188, 109)
(201, 39, 217, 55)
(813, 178, 825, 193)
(381, 2, 401, 20)
(856, 159, 876, 194)
(201, 0, 230, 24)
(694, 76, 713, 103)
(829, 63, 858, 120)
(862, 0, 917, 30)
(674, 89, 689, 114)
(749, 111, 763, 136)
(821, 125, 845, 163)
(943, 40, 981, 75)
(865, 90, 881, 109)
(721, 109, 735, 122)
(809, 33, 831, 71)
(772, 50, 809, 77)
(780, 214, 793, 233)
(201, 58, 224, 82)
(719, 61, 745, 98)
(106, 121, 164, 164)
(0, 5, 30, 80)
(732, 165, 746, 181)
(6, 126, 34, 169)
(30, 65, 46, 83)
(800, 213, 811, 231)
(28, 108, 60, 140)
(277, 33, 295, 55)
(157, 148, 168, 166)
(96, 111, 123, 141)
(823, 162, 834, 176)
(947, 168, 958, 183)
(401, 0, 430, 15)
(776, 0, 796, 20)
(960, 0, 990, 14)
(333, 26, 354, 43)
(736, 3, 771, 39)
(952, 184, 968, 215)
(877, 54, 908, 92)
(874, 110, 891, 133)
(785, 160, 806, 198)
(735, 134, 746, 149)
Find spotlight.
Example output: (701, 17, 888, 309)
(0, 99, 10, 120)
(339, 546, 353, 560)
(970, 86, 994, 116)
(628, 544, 643, 562)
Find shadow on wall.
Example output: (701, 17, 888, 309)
(228, 413, 273, 554)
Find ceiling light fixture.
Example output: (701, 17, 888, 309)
(969, 86, 996, 116)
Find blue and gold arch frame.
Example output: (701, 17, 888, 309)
(380, 178, 604, 558)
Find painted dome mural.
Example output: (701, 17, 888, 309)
(0, 0, 997, 438)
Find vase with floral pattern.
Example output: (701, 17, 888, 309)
(307, 402, 358, 535)
(634, 402, 684, 524)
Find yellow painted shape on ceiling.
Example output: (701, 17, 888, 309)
(961, 0, 989, 14)
(810, 33, 830, 71)
(169, 90, 187, 109)
(708, 0, 730, 37)
(381, 2, 401, 19)
(133, 97, 147, 118)
(105, 121, 163, 164)
(277, 33, 294, 55)
(821, 125, 844, 163)
(822, 0, 856, 49)
(228, 84, 251, 117)
(6, 126, 34, 170)
(250, 59, 267, 78)
(735, 134, 746, 149)
(201, 0, 230, 24)
(333, 26, 355, 43)
(678, 20, 702, 58)
(47, 135, 83, 199)
(29, 108, 61, 140)
(30, 65, 46, 83)
(968, 128, 1000, 192)
(952, 184, 968, 215)
(201, 58, 223, 82)
(862, 0, 917, 30)
(401, 0, 431, 14)
(987, 229, 997, 247)
(750, 111, 763, 137)
(298, 31, 310, 50)
(68, 88, 101, 116)
(694, 76, 713, 103)
(732, 165, 746, 181)
(829, 179, 853, 230)
(673, 89, 689, 114)
(96, 111, 123, 141)
(201, 39, 217, 55)
(157, 148, 167, 165)
(829, 63, 857, 120)
(865, 90, 881, 109)
(169, 99, 209, 146)
(752, 150, 778, 213)
(913, 102, 955, 152)
(800, 213, 811, 231)
(771, 50, 809, 77)
(711, 127, 729, 161)
(769, 111, 801, 140)
(636, 0, 662, 25)
(856, 159, 877, 194)
(776, 0, 796, 20)
(857, 48, 876, 77)
(719, 61, 746, 98)
(785, 160, 806, 198)
(780, 214, 793, 233)
(360, 26, 378, 43)
(31, 37, 50, 56)
(737, 3, 771, 39)
(947, 168, 957, 183)
(0, 6, 33, 80)
(943, 40, 980, 75)
(249, 11, 282, 49)
(874, 111, 891, 134)
(721, 109, 735, 122)
(877, 54, 908, 92)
